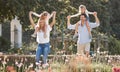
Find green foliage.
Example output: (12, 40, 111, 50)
(0, 0, 113, 37)
(0, 0, 111, 33)
(109, 0, 120, 39)
(7, 42, 37, 54)
(0, 36, 11, 52)
(7, 48, 19, 54)
(0, 0, 117, 32)
(0, 0, 120, 54)
(108, 36, 120, 55)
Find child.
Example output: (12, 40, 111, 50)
(71, 5, 95, 39)
(31, 11, 54, 37)
(71, 5, 94, 18)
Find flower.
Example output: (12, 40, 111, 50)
(17, 63, 23, 68)
(29, 63, 33, 68)
(112, 67, 120, 72)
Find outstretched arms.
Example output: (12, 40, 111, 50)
(70, 10, 95, 18)
(32, 11, 55, 19)
(70, 13, 81, 18)
(87, 10, 94, 15)
(32, 12, 42, 17)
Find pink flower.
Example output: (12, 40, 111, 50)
(6, 66, 14, 71)
(112, 67, 120, 72)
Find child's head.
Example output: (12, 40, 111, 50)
(40, 12, 49, 20)
(37, 11, 49, 25)
(79, 5, 86, 13)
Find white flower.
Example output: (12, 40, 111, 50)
(108, 59, 111, 63)
(17, 63, 23, 68)
(29, 63, 33, 68)
(2, 61, 6, 65)
(15, 61, 18, 65)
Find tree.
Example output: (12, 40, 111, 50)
(0, 0, 120, 54)
(109, 0, 120, 39)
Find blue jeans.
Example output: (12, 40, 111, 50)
(36, 43, 50, 64)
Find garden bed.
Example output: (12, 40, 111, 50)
(0, 54, 120, 72)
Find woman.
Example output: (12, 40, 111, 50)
(29, 11, 56, 68)
(31, 11, 54, 37)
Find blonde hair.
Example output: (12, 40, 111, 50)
(79, 5, 87, 13)
(37, 13, 48, 32)
(37, 11, 50, 25)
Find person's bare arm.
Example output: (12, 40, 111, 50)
(70, 13, 81, 18)
(29, 11, 35, 27)
(67, 15, 76, 29)
(32, 12, 42, 17)
(48, 12, 54, 19)
(94, 12, 100, 24)
(75, 22, 79, 34)
(87, 10, 94, 15)
(50, 11, 56, 27)
(67, 15, 71, 27)
(89, 12, 100, 28)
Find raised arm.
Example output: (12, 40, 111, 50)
(48, 12, 54, 19)
(70, 12, 81, 18)
(67, 15, 76, 29)
(29, 11, 35, 27)
(32, 12, 42, 17)
(94, 12, 100, 24)
(50, 11, 56, 27)
(89, 12, 100, 28)
(67, 15, 71, 26)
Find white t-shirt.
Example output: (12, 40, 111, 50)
(36, 25, 52, 44)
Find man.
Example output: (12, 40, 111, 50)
(67, 12, 100, 57)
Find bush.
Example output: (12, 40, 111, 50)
(108, 36, 120, 55)
(0, 36, 11, 52)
